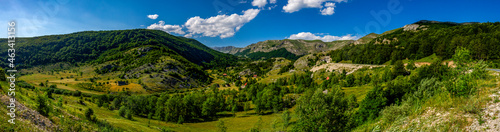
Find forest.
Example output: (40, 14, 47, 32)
(329, 22, 500, 67)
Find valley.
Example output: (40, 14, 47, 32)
(1, 20, 500, 132)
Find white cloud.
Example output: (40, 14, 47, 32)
(252, 0, 278, 8)
(147, 9, 260, 38)
(252, 0, 267, 8)
(184, 9, 260, 38)
(283, 0, 346, 15)
(320, 3, 335, 15)
(324, 2, 335, 7)
(288, 32, 358, 42)
(147, 21, 185, 34)
(147, 14, 159, 20)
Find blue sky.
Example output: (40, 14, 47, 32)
(1, 0, 500, 47)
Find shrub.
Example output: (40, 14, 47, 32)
(85, 108, 94, 121)
(119, 106, 126, 117)
(380, 103, 410, 123)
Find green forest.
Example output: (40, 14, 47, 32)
(329, 22, 500, 67)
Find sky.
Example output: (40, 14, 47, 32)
(1, 0, 500, 47)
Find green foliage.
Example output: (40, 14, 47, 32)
(118, 106, 126, 117)
(392, 60, 407, 77)
(448, 74, 476, 97)
(328, 22, 500, 64)
(244, 58, 275, 76)
(36, 94, 50, 116)
(406, 60, 416, 70)
(246, 48, 302, 60)
(202, 96, 217, 118)
(293, 88, 352, 132)
(216, 120, 227, 132)
(278, 60, 295, 74)
(126, 109, 133, 120)
(352, 85, 387, 126)
(0, 67, 5, 81)
(380, 103, 410, 123)
(452, 47, 472, 67)
(85, 108, 94, 121)
(282, 110, 291, 130)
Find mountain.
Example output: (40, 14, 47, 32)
(0, 29, 237, 90)
(328, 20, 500, 65)
(353, 33, 379, 45)
(229, 39, 353, 60)
(211, 46, 238, 53)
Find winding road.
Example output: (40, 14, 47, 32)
(488, 69, 500, 72)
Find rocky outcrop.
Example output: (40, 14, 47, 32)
(229, 39, 352, 56)
(0, 94, 57, 131)
(403, 24, 429, 31)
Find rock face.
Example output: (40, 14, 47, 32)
(310, 62, 384, 74)
(229, 39, 353, 56)
(403, 24, 429, 31)
(239, 69, 256, 76)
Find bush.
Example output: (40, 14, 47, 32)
(0, 67, 5, 81)
(119, 106, 126, 117)
(85, 108, 94, 121)
(216, 120, 227, 132)
(380, 103, 410, 123)
(126, 109, 133, 120)
(448, 74, 476, 97)
(413, 78, 442, 99)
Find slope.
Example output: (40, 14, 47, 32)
(328, 21, 500, 65)
(0, 29, 237, 90)
(229, 39, 353, 60)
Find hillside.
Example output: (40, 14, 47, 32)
(0, 29, 237, 90)
(328, 21, 500, 66)
(229, 39, 353, 60)
(353, 33, 379, 45)
(211, 46, 238, 53)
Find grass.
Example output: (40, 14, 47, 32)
(355, 70, 500, 131)
(415, 54, 439, 62)
(342, 85, 373, 102)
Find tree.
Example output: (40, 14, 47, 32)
(126, 109, 133, 120)
(119, 106, 127, 117)
(85, 108, 94, 121)
(452, 47, 472, 74)
(293, 88, 351, 132)
(282, 110, 291, 131)
(0, 67, 5, 81)
(36, 94, 50, 116)
(216, 120, 227, 132)
(406, 60, 416, 71)
(345, 74, 355, 87)
(111, 98, 121, 110)
(392, 60, 407, 77)
(202, 97, 217, 118)
(57, 96, 63, 107)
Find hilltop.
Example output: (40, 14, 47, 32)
(226, 39, 353, 60)
(211, 46, 238, 53)
(0, 29, 237, 90)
